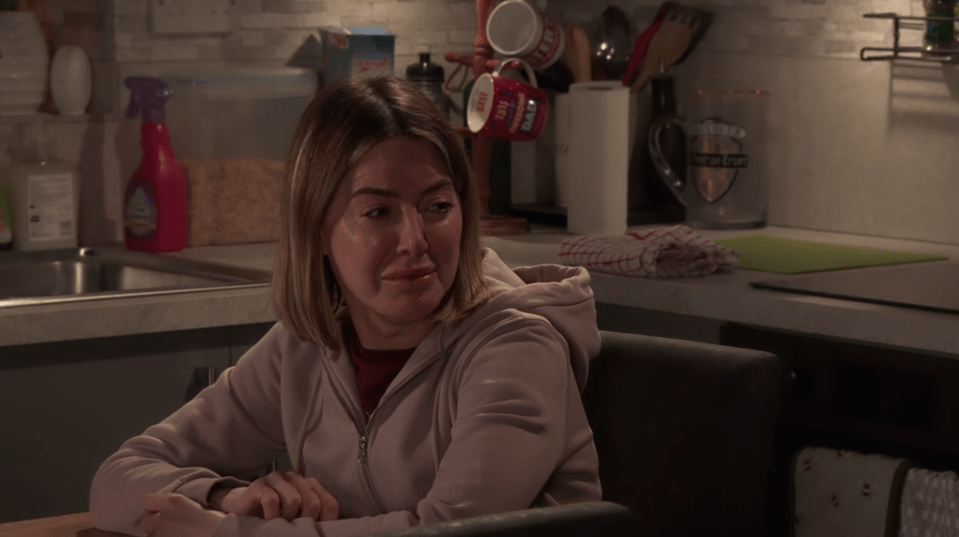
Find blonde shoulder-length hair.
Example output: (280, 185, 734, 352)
(273, 76, 487, 351)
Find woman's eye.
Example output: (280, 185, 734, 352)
(426, 201, 453, 213)
(363, 207, 388, 218)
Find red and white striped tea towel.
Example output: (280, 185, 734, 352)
(559, 225, 742, 278)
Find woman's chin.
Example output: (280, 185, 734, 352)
(380, 290, 446, 324)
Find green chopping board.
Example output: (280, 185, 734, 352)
(713, 234, 948, 274)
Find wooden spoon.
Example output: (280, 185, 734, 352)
(630, 21, 690, 92)
(562, 22, 592, 83)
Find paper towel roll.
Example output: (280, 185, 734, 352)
(567, 81, 629, 236)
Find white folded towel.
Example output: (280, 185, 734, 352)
(558, 225, 742, 278)
(899, 467, 959, 537)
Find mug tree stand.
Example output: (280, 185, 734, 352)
(447, 0, 530, 236)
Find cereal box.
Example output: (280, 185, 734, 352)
(321, 26, 395, 82)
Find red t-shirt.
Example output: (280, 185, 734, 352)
(349, 327, 415, 419)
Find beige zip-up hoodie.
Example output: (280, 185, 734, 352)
(90, 248, 602, 537)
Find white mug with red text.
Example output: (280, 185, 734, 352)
(486, 0, 565, 70)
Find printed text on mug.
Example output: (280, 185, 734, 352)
(526, 18, 561, 67)
(690, 152, 749, 168)
(475, 91, 488, 114)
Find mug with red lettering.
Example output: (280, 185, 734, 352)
(466, 58, 549, 142)
(486, 0, 565, 70)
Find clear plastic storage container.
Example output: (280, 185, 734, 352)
(162, 66, 318, 161)
(157, 66, 318, 246)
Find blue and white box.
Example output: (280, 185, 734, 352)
(321, 26, 395, 82)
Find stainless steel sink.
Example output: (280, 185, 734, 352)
(0, 247, 272, 307)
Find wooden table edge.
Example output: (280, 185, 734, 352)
(0, 512, 131, 537)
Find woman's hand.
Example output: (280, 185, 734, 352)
(211, 470, 339, 522)
(139, 493, 224, 537)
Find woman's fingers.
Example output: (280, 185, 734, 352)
(287, 473, 323, 520)
(141, 492, 177, 511)
(217, 471, 339, 522)
(311, 480, 340, 522)
(221, 486, 258, 516)
(258, 487, 282, 520)
(284, 471, 339, 521)
(138, 493, 224, 537)
(263, 471, 303, 520)
(139, 493, 178, 530)
(139, 511, 157, 535)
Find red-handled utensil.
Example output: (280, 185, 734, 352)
(630, 21, 691, 92)
(621, 20, 662, 87)
(622, 1, 713, 87)
(621, 0, 676, 87)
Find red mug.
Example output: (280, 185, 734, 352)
(466, 58, 549, 141)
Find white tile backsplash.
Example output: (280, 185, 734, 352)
(8, 0, 959, 246)
(677, 51, 959, 244)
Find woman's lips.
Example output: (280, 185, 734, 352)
(382, 266, 436, 281)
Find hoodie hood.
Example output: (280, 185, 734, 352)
(449, 248, 599, 390)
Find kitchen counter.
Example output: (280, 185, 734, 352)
(0, 242, 277, 348)
(495, 225, 959, 357)
(4, 226, 959, 357)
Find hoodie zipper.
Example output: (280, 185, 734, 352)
(327, 380, 386, 512)
(329, 348, 447, 514)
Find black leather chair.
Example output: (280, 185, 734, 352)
(371, 330, 782, 537)
(583, 330, 782, 536)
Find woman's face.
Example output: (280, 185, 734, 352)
(321, 136, 463, 348)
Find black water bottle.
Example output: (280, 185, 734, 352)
(406, 52, 449, 117)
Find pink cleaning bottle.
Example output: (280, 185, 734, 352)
(123, 76, 186, 252)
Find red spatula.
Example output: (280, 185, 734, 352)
(620, 20, 662, 87)
(621, 1, 713, 87)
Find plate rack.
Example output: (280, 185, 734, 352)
(860, 12, 959, 62)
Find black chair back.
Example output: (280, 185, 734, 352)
(583, 330, 782, 536)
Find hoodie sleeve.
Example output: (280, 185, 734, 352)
(89, 324, 290, 536)
(209, 316, 599, 537)
(417, 316, 587, 516)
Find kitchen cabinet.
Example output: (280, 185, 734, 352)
(721, 323, 959, 536)
(0, 322, 274, 523)
(597, 300, 959, 464)
(720, 324, 959, 461)
(596, 302, 959, 535)
(596, 303, 724, 344)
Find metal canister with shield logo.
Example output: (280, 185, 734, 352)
(648, 89, 770, 229)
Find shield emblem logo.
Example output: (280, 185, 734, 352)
(689, 118, 748, 203)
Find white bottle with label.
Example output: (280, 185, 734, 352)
(0, 118, 80, 251)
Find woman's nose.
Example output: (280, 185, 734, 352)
(396, 209, 428, 256)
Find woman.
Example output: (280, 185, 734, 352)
(90, 76, 601, 537)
